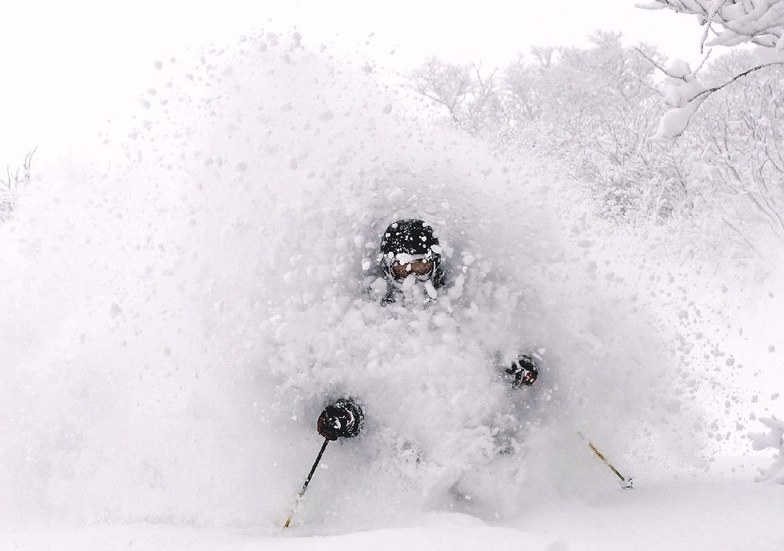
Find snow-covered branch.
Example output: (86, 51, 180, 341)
(637, 0, 784, 50)
(638, 0, 784, 137)
(650, 57, 784, 139)
(749, 416, 784, 483)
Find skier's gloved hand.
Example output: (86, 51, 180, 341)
(506, 353, 539, 388)
(317, 398, 364, 441)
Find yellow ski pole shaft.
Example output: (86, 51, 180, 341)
(283, 438, 330, 528)
(577, 432, 633, 489)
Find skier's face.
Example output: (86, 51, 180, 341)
(390, 259, 433, 279)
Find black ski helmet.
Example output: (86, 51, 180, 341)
(379, 219, 442, 281)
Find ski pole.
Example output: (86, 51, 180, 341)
(283, 438, 330, 528)
(577, 432, 633, 489)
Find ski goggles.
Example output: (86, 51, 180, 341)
(390, 258, 434, 279)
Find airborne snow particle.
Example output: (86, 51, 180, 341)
(109, 303, 123, 318)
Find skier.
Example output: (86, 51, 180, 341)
(373, 218, 446, 305)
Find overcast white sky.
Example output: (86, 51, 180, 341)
(0, 1, 706, 165)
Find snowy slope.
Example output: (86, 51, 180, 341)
(1, 30, 783, 550)
(4, 476, 784, 550)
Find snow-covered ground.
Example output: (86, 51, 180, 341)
(1, 31, 783, 550)
(4, 473, 784, 550)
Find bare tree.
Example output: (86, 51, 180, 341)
(0, 148, 36, 221)
(408, 34, 783, 255)
(502, 33, 687, 222)
(411, 34, 695, 223)
(690, 52, 784, 241)
(410, 58, 503, 137)
(411, 58, 475, 123)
